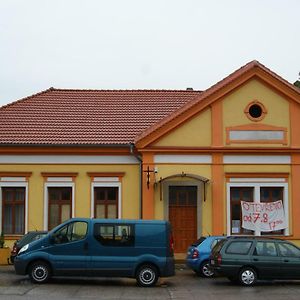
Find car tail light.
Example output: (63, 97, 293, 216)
(169, 234, 174, 254)
(11, 244, 18, 254)
(217, 254, 222, 265)
(192, 249, 199, 259)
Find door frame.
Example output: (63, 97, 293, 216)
(163, 180, 202, 238)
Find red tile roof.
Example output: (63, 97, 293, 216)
(0, 89, 201, 145)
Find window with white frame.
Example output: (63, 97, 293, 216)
(43, 176, 75, 231)
(2, 187, 25, 234)
(0, 175, 29, 235)
(90, 176, 121, 219)
(227, 179, 288, 236)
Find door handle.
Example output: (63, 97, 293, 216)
(284, 259, 289, 263)
(253, 258, 259, 261)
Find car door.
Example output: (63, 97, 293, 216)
(277, 242, 300, 279)
(251, 241, 281, 279)
(47, 220, 89, 275)
(88, 223, 135, 276)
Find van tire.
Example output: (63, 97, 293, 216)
(29, 261, 51, 283)
(136, 264, 158, 287)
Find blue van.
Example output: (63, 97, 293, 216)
(14, 218, 175, 287)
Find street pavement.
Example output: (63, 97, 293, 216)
(1, 265, 300, 299)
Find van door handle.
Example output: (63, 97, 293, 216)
(253, 258, 259, 261)
(284, 259, 289, 263)
(84, 242, 88, 251)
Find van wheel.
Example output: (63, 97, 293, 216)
(238, 267, 257, 286)
(136, 265, 158, 287)
(29, 261, 51, 283)
(199, 260, 214, 278)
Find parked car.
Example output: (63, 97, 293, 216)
(10, 231, 48, 264)
(210, 236, 300, 286)
(186, 236, 226, 277)
(14, 218, 175, 287)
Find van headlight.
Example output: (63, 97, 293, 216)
(18, 244, 29, 254)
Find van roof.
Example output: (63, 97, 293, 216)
(70, 218, 169, 225)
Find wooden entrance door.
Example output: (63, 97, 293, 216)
(169, 186, 197, 253)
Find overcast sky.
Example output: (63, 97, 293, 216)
(0, 0, 299, 106)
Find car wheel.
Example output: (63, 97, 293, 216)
(29, 261, 51, 283)
(136, 264, 158, 287)
(238, 267, 257, 286)
(199, 260, 214, 278)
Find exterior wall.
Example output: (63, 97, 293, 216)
(152, 108, 211, 147)
(140, 77, 300, 252)
(223, 79, 290, 147)
(0, 160, 140, 247)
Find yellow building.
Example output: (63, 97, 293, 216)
(1, 61, 300, 254)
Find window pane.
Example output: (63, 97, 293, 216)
(14, 204, 24, 234)
(61, 204, 70, 222)
(230, 187, 254, 235)
(255, 242, 277, 256)
(278, 243, 300, 257)
(4, 190, 14, 202)
(15, 190, 25, 201)
(107, 188, 117, 200)
(62, 189, 71, 201)
(107, 205, 117, 218)
(71, 222, 88, 241)
(226, 241, 252, 254)
(49, 189, 60, 201)
(49, 204, 59, 229)
(96, 204, 105, 218)
(231, 189, 240, 201)
(3, 205, 13, 234)
(96, 189, 105, 201)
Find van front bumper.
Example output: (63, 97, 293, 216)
(14, 256, 28, 275)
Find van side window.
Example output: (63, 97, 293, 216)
(93, 224, 134, 247)
(53, 221, 88, 244)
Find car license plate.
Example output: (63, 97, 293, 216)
(210, 259, 214, 265)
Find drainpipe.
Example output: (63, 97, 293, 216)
(129, 143, 143, 219)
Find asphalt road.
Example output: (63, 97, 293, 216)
(1, 265, 300, 300)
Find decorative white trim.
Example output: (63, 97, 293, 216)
(154, 154, 212, 164)
(0, 155, 139, 165)
(224, 155, 291, 164)
(47, 177, 73, 182)
(90, 182, 121, 219)
(0, 177, 27, 182)
(229, 130, 284, 141)
(94, 177, 119, 182)
(226, 181, 289, 236)
(230, 178, 286, 183)
(0, 181, 28, 234)
(43, 182, 75, 231)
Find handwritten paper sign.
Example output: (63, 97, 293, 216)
(241, 200, 287, 232)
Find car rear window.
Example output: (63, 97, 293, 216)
(211, 238, 227, 254)
(225, 241, 253, 255)
(191, 237, 206, 247)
